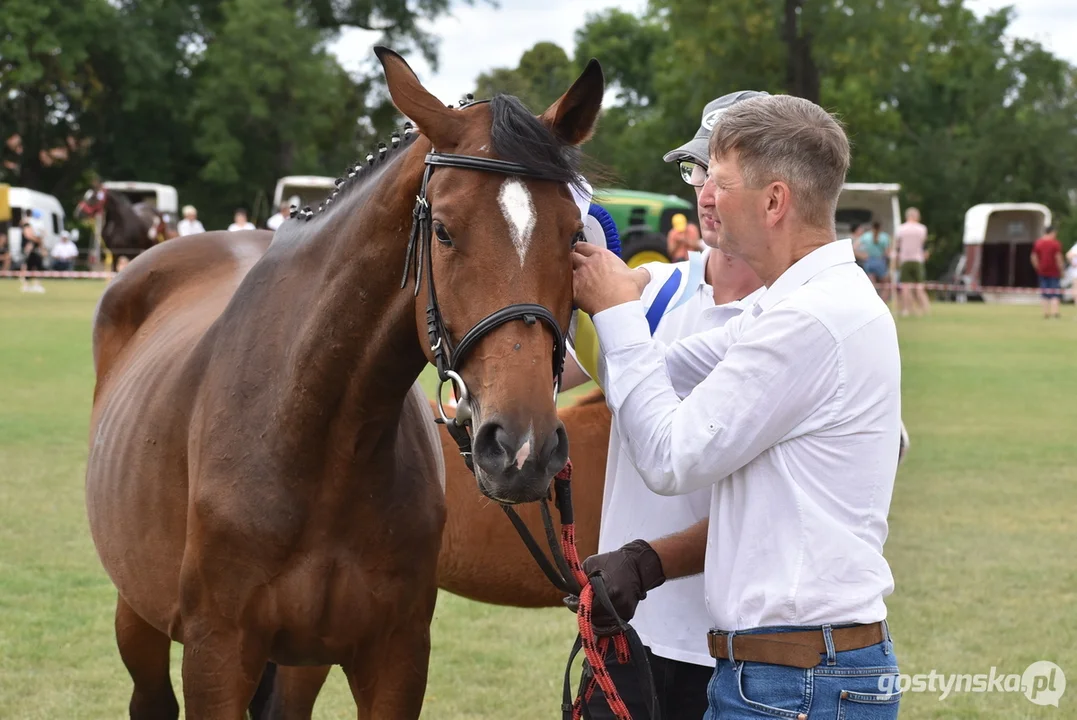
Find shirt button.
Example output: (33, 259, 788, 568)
(797, 714, 808, 720)
(706, 422, 718, 433)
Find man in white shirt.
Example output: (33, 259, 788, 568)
(50, 232, 80, 271)
(266, 200, 292, 231)
(227, 208, 256, 232)
(562, 91, 769, 719)
(572, 94, 902, 719)
(177, 206, 206, 237)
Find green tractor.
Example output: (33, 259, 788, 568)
(591, 188, 697, 267)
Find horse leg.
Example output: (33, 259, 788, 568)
(257, 665, 333, 720)
(115, 594, 179, 719)
(344, 623, 432, 719)
(180, 623, 270, 719)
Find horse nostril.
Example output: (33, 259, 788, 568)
(539, 424, 569, 475)
(473, 422, 515, 475)
(494, 426, 517, 465)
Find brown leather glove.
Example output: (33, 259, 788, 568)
(571, 539, 666, 635)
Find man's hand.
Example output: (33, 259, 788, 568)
(572, 539, 666, 635)
(572, 243, 649, 315)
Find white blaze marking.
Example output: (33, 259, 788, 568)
(515, 441, 531, 469)
(514, 425, 535, 468)
(498, 179, 536, 266)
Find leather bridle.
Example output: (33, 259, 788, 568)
(401, 148, 570, 473)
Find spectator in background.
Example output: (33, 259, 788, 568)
(860, 220, 892, 296)
(177, 205, 206, 236)
(266, 201, 292, 231)
(666, 212, 702, 261)
(0, 232, 9, 272)
(227, 208, 255, 232)
(19, 220, 45, 293)
(893, 207, 930, 317)
(1030, 224, 1063, 319)
(50, 231, 79, 271)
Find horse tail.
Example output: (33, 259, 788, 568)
(247, 661, 279, 720)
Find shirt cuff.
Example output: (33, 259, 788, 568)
(592, 300, 651, 355)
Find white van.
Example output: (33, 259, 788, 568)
(5, 187, 67, 266)
(835, 183, 902, 239)
(273, 176, 336, 212)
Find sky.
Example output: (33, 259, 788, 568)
(331, 0, 1077, 105)
(967, 0, 1077, 59)
(330, 0, 1077, 104)
(329, 0, 647, 104)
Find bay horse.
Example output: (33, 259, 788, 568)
(75, 185, 176, 269)
(84, 45, 604, 720)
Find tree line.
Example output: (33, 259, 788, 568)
(3, 0, 1075, 274)
(1, 0, 459, 230)
(480, 1, 1077, 275)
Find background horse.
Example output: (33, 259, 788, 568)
(75, 185, 176, 269)
(83, 46, 604, 720)
(263, 388, 612, 716)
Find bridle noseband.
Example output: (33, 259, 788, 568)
(401, 150, 569, 472)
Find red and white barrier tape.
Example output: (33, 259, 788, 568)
(873, 280, 1068, 295)
(1, 273, 1069, 297)
(1, 270, 115, 279)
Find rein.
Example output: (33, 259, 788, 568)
(514, 462, 661, 720)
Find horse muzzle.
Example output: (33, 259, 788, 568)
(471, 417, 568, 505)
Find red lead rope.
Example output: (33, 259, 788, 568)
(555, 461, 636, 720)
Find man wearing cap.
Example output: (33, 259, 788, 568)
(561, 91, 769, 719)
(573, 93, 903, 719)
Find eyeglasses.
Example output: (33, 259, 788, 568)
(678, 161, 707, 187)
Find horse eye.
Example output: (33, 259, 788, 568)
(571, 231, 584, 248)
(434, 223, 453, 246)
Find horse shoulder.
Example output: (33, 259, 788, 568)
(91, 231, 273, 397)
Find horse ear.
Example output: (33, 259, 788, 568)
(374, 46, 461, 149)
(539, 59, 605, 146)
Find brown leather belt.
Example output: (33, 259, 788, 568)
(707, 622, 885, 669)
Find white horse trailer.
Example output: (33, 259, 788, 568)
(273, 176, 336, 214)
(961, 203, 1051, 303)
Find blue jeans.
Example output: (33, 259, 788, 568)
(1039, 275, 1061, 299)
(703, 623, 901, 719)
(863, 256, 888, 278)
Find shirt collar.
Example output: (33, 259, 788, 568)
(734, 286, 766, 308)
(754, 238, 856, 313)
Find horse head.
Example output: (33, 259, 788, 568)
(75, 187, 107, 221)
(377, 47, 604, 504)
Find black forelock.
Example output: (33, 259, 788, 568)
(488, 94, 585, 192)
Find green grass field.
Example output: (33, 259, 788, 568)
(1, 280, 1074, 719)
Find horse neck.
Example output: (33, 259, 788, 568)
(278, 146, 431, 427)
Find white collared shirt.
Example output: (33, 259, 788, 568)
(597, 250, 764, 666)
(177, 219, 205, 236)
(592, 239, 901, 631)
